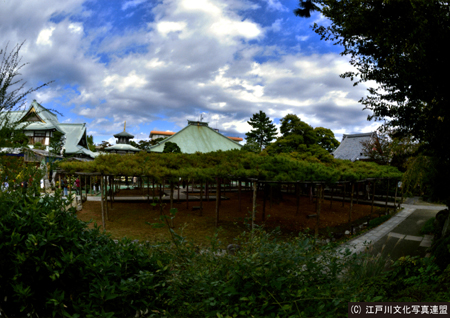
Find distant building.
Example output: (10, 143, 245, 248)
(332, 132, 376, 161)
(150, 131, 175, 140)
(104, 123, 141, 154)
(150, 121, 243, 154)
(0, 100, 97, 159)
(149, 128, 243, 143)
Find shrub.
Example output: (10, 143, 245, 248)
(0, 191, 166, 317)
(419, 217, 435, 235)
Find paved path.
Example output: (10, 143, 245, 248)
(340, 203, 445, 259)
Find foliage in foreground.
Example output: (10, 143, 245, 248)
(1, 191, 449, 318)
(0, 191, 166, 317)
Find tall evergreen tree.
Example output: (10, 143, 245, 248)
(245, 111, 277, 151)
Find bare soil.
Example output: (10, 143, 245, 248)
(78, 189, 384, 246)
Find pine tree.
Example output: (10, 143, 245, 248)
(245, 111, 277, 151)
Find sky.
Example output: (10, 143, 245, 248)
(0, 0, 380, 145)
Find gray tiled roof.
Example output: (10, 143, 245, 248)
(332, 132, 375, 161)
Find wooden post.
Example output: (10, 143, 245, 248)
(218, 178, 222, 206)
(206, 181, 209, 201)
(394, 179, 398, 211)
(215, 177, 220, 227)
(177, 179, 180, 203)
(186, 179, 189, 210)
(296, 182, 300, 215)
(349, 182, 354, 234)
(385, 178, 390, 214)
(356, 182, 359, 204)
(104, 176, 109, 221)
(147, 176, 150, 204)
(330, 184, 333, 209)
(342, 183, 346, 207)
(199, 181, 203, 216)
(110, 176, 113, 209)
(238, 180, 242, 212)
(170, 181, 174, 228)
(315, 184, 323, 239)
(152, 179, 156, 210)
(262, 183, 267, 221)
(100, 175, 105, 230)
(252, 181, 257, 235)
(371, 180, 376, 218)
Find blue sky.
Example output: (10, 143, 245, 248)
(1, 0, 379, 145)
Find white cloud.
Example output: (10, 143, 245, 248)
(263, 0, 288, 12)
(36, 26, 55, 46)
(157, 21, 187, 37)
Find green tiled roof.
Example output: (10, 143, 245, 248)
(105, 143, 141, 152)
(114, 131, 134, 138)
(150, 121, 243, 154)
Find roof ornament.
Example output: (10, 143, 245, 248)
(124, 121, 126, 132)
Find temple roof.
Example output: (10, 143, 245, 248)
(332, 132, 375, 161)
(150, 121, 242, 154)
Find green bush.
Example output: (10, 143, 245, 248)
(419, 217, 435, 235)
(0, 191, 166, 317)
(368, 214, 392, 228)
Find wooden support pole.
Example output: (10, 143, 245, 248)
(342, 183, 346, 207)
(186, 179, 189, 210)
(100, 175, 105, 230)
(371, 181, 376, 218)
(104, 176, 109, 221)
(238, 180, 242, 212)
(394, 179, 398, 211)
(296, 182, 300, 215)
(356, 182, 359, 204)
(349, 182, 354, 234)
(206, 181, 209, 201)
(199, 181, 203, 216)
(218, 178, 222, 206)
(170, 181, 174, 228)
(315, 185, 323, 239)
(215, 177, 220, 227)
(330, 185, 333, 209)
(252, 180, 257, 235)
(110, 176, 113, 209)
(177, 179, 180, 203)
(147, 176, 150, 204)
(152, 179, 156, 210)
(385, 178, 389, 214)
(262, 183, 267, 221)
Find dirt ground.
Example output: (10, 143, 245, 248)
(78, 188, 384, 246)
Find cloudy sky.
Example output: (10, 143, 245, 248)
(1, 0, 379, 145)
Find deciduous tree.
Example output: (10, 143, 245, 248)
(0, 42, 52, 147)
(296, 0, 450, 204)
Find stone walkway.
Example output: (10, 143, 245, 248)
(339, 203, 445, 259)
